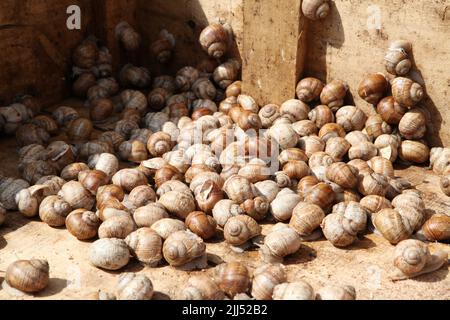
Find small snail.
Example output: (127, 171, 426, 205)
(125, 228, 163, 266)
(162, 230, 206, 267)
(420, 214, 450, 242)
(98, 214, 136, 239)
(358, 73, 388, 105)
(73, 37, 99, 69)
(151, 29, 175, 64)
(296, 77, 324, 102)
(223, 175, 254, 204)
(359, 195, 392, 214)
(372, 209, 412, 244)
(272, 281, 315, 300)
(133, 203, 169, 228)
(365, 114, 392, 140)
(377, 96, 407, 125)
(89, 238, 130, 270)
(116, 273, 154, 300)
(336, 106, 367, 132)
(213, 59, 241, 89)
(119, 64, 151, 89)
(270, 189, 301, 221)
(268, 122, 299, 150)
(292, 120, 319, 137)
(212, 199, 245, 228)
(391, 77, 424, 108)
(251, 264, 287, 300)
(180, 275, 225, 300)
(39, 195, 72, 227)
(90, 98, 114, 122)
(398, 140, 430, 164)
(326, 162, 359, 189)
(391, 239, 447, 281)
(320, 79, 348, 111)
(289, 202, 325, 239)
(151, 218, 186, 240)
(308, 105, 334, 129)
(15, 185, 48, 218)
(199, 23, 230, 58)
(398, 108, 427, 140)
(260, 224, 302, 263)
(67, 117, 94, 142)
(15, 124, 50, 147)
(112, 169, 148, 193)
(316, 285, 356, 300)
(318, 123, 346, 143)
(325, 137, 351, 162)
(384, 40, 412, 76)
(158, 190, 195, 219)
(66, 209, 100, 240)
(58, 181, 95, 210)
(215, 262, 251, 298)
(115, 21, 141, 51)
(223, 215, 261, 246)
(302, 0, 330, 20)
(6, 259, 49, 293)
(185, 211, 217, 240)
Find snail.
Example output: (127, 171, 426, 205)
(225, 81, 242, 98)
(185, 211, 217, 240)
(368, 156, 394, 178)
(359, 195, 392, 214)
(240, 195, 270, 221)
(259, 104, 281, 128)
(374, 134, 401, 162)
(398, 108, 427, 140)
(52, 106, 79, 127)
(302, 0, 330, 20)
(440, 175, 450, 197)
(320, 79, 348, 111)
(280, 99, 310, 122)
(158, 190, 195, 219)
(119, 64, 151, 89)
(289, 201, 325, 240)
(391, 239, 447, 281)
(251, 264, 287, 300)
(67, 118, 94, 142)
(372, 209, 413, 244)
(213, 59, 241, 89)
(65, 209, 100, 240)
(321, 202, 368, 247)
(162, 230, 206, 268)
(39, 195, 72, 227)
(15, 185, 48, 218)
(223, 175, 254, 204)
(420, 214, 450, 242)
(5, 260, 49, 293)
(180, 275, 225, 300)
(199, 23, 230, 58)
(80, 140, 114, 160)
(297, 175, 320, 196)
(318, 123, 346, 143)
(115, 21, 141, 51)
(268, 122, 299, 150)
(348, 141, 378, 161)
(316, 285, 356, 300)
(73, 37, 99, 69)
(430, 147, 450, 175)
(73, 72, 97, 97)
(384, 40, 412, 76)
(0, 103, 33, 134)
(325, 137, 351, 162)
(58, 181, 95, 210)
(385, 177, 412, 200)
(215, 262, 251, 298)
(125, 228, 163, 266)
(78, 170, 109, 195)
(92, 153, 119, 178)
(89, 238, 130, 270)
(151, 29, 175, 64)
(116, 273, 154, 300)
(296, 77, 324, 102)
(292, 120, 319, 137)
(192, 78, 217, 101)
(260, 224, 302, 263)
(377, 96, 407, 125)
(223, 215, 261, 246)
(391, 77, 424, 108)
(358, 172, 389, 196)
(157, 180, 191, 197)
(89, 98, 114, 122)
(272, 281, 315, 300)
(270, 189, 301, 221)
(147, 132, 173, 157)
(30, 114, 59, 134)
(124, 185, 156, 210)
(326, 162, 359, 189)
(335, 106, 367, 132)
(229, 106, 262, 131)
(303, 182, 335, 211)
(151, 218, 186, 240)
(365, 114, 392, 140)
(358, 73, 388, 105)
(118, 140, 148, 163)
(99, 131, 126, 151)
(212, 199, 245, 228)
(398, 140, 430, 164)
(133, 203, 168, 228)
(0, 178, 30, 210)
(98, 209, 136, 236)
(15, 124, 50, 147)
(308, 105, 334, 129)
(195, 181, 224, 214)
(112, 169, 148, 193)
(175, 66, 200, 92)
(22, 160, 57, 185)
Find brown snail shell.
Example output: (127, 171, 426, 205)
(292, 120, 319, 137)
(73, 37, 99, 68)
(180, 275, 225, 300)
(325, 137, 351, 162)
(98, 215, 136, 239)
(289, 202, 325, 237)
(372, 209, 412, 244)
(115, 119, 140, 139)
(260, 224, 302, 263)
(335, 105, 367, 132)
(430, 147, 450, 175)
(279, 148, 309, 167)
(35, 176, 66, 197)
(79, 140, 114, 160)
(90, 98, 114, 122)
(99, 131, 126, 151)
(151, 29, 175, 64)
(316, 285, 356, 300)
(158, 190, 196, 219)
(398, 108, 427, 140)
(304, 182, 335, 211)
(89, 238, 130, 270)
(365, 114, 392, 140)
(78, 170, 109, 195)
(151, 218, 186, 240)
(320, 79, 348, 111)
(240, 196, 270, 221)
(223, 175, 254, 204)
(39, 195, 72, 227)
(112, 169, 148, 193)
(297, 176, 320, 196)
(224, 215, 261, 246)
(199, 24, 229, 59)
(0, 178, 30, 210)
(225, 81, 242, 98)
(326, 162, 359, 189)
(185, 211, 217, 240)
(358, 172, 389, 196)
(115, 21, 141, 51)
(359, 195, 392, 214)
(116, 273, 153, 300)
(421, 214, 450, 242)
(358, 73, 388, 105)
(175, 66, 200, 92)
(215, 262, 251, 298)
(319, 123, 346, 143)
(58, 181, 95, 210)
(385, 40, 412, 76)
(348, 141, 378, 161)
(296, 77, 324, 102)
(302, 0, 330, 20)
(125, 228, 163, 266)
(162, 230, 206, 267)
(391, 77, 424, 108)
(6, 260, 49, 293)
(273, 281, 315, 300)
(308, 105, 334, 129)
(66, 209, 100, 240)
(213, 59, 241, 89)
(52, 106, 79, 127)
(73, 72, 97, 98)
(133, 203, 169, 228)
(67, 118, 93, 142)
(251, 264, 287, 300)
(16, 124, 50, 147)
(368, 156, 394, 178)
(398, 140, 430, 164)
(15, 185, 48, 218)
(377, 96, 407, 125)
(212, 199, 245, 228)
(195, 180, 224, 214)
(31, 115, 59, 136)
(270, 190, 301, 222)
(125, 185, 156, 209)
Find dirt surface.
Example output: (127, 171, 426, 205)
(0, 106, 449, 300)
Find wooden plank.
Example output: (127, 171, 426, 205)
(241, 0, 306, 106)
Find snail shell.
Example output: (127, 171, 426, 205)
(391, 77, 424, 108)
(358, 73, 388, 105)
(365, 114, 392, 140)
(289, 202, 325, 237)
(175, 66, 200, 92)
(15, 185, 48, 218)
(162, 230, 206, 267)
(180, 275, 225, 300)
(89, 238, 130, 270)
(302, 0, 330, 20)
(225, 81, 242, 98)
(359, 195, 392, 214)
(112, 169, 148, 193)
(125, 228, 163, 266)
(392, 239, 447, 280)
(151, 218, 186, 240)
(430, 147, 450, 175)
(66, 209, 100, 240)
(52, 106, 79, 127)
(215, 261, 251, 297)
(213, 59, 241, 89)
(223, 175, 254, 204)
(385, 40, 412, 76)
(377, 96, 407, 125)
(58, 181, 95, 210)
(270, 190, 302, 222)
(99, 131, 126, 151)
(22, 161, 57, 184)
(368, 156, 394, 178)
(68, 118, 94, 142)
(6, 260, 49, 293)
(251, 264, 287, 300)
(80, 140, 114, 160)
(440, 175, 450, 197)
(398, 108, 427, 140)
(358, 172, 389, 196)
(115, 21, 141, 51)
(336, 106, 367, 132)
(398, 140, 430, 164)
(212, 199, 245, 228)
(31, 115, 58, 135)
(316, 285, 356, 300)
(0, 178, 30, 210)
(296, 77, 324, 102)
(158, 190, 195, 219)
(223, 215, 261, 246)
(90, 98, 114, 122)
(73, 37, 99, 68)
(280, 99, 310, 122)
(421, 214, 450, 242)
(372, 209, 412, 244)
(96, 184, 125, 207)
(199, 23, 229, 58)
(326, 162, 359, 189)
(133, 203, 169, 228)
(195, 181, 224, 214)
(320, 79, 348, 111)
(325, 137, 351, 162)
(273, 281, 315, 300)
(318, 123, 346, 143)
(124, 185, 156, 210)
(78, 170, 109, 195)
(268, 123, 299, 150)
(292, 120, 319, 137)
(308, 105, 334, 129)
(304, 182, 335, 211)
(98, 215, 136, 239)
(39, 195, 72, 227)
(260, 224, 302, 263)
(15, 124, 50, 147)
(259, 104, 281, 128)
(240, 196, 270, 221)
(374, 133, 401, 162)
(116, 273, 153, 300)
(348, 141, 378, 161)
(185, 211, 217, 240)
(73, 72, 96, 98)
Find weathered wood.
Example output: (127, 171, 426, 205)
(304, 0, 450, 147)
(241, 0, 306, 106)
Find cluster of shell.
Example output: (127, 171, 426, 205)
(0, 19, 448, 299)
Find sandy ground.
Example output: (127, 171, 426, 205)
(0, 105, 448, 300)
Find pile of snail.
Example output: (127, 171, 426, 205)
(0, 20, 448, 300)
